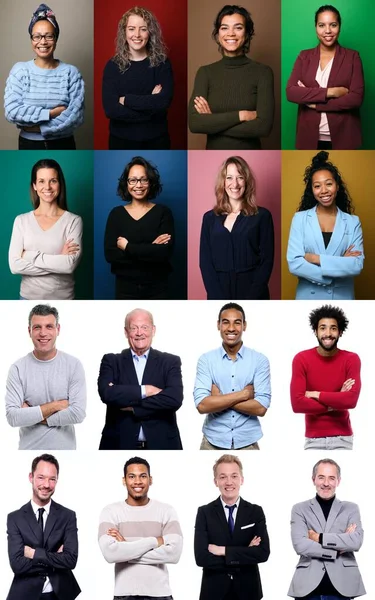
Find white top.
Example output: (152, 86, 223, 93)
(8, 210, 82, 300)
(315, 58, 334, 141)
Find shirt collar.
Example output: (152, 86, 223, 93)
(31, 499, 52, 516)
(220, 496, 241, 509)
(220, 344, 244, 360)
(131, 349, 150, 361)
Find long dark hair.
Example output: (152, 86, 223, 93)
(30, 159, 67, 209)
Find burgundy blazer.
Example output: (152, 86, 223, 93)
(286, 44, 364, 149)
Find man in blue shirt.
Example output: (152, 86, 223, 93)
(194, 302, 271, 449)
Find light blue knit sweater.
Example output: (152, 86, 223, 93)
(4, 59, 84, 139)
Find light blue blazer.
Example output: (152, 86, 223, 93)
(287, 206, 364, 299)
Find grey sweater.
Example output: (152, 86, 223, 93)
(5, 350, 86, 450)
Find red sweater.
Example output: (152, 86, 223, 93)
(290, 348, 361, 438)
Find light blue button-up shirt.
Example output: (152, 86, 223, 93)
(194, 345, 271, 448)
(132, 350, 148, 441)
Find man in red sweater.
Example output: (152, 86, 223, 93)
(290, 305, 361, 450)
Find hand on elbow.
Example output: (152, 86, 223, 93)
(61, 239, 80, 256)
(239, 110, 257, 122)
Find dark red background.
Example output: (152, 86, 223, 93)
(94, 0, 188, 149)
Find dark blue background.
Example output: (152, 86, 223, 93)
(94, 150, 187, 299)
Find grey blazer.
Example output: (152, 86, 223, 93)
(288, 496, 365, 598)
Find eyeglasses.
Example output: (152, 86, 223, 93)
(128, 325, 152, 333)
(31, 33, 56, 42)
(127, 177, 149, 186)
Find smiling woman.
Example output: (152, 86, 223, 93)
(4, 3, 84, 150)
(8, 158, 83, 300)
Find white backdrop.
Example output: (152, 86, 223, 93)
(0, 300, 373, 598)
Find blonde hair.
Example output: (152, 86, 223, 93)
(213, 156, 258, 217)
(213, 454, 243, 478)
(113, 6, 167, 73)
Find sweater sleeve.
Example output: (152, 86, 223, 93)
(315, 52, 364, 112)
(290, 354, 329, 415)
(319, 353, 361, 410)
(287, 213, 333, 285)
(199, 212, 225, 299)
(286, 52, 329, 104)
(4, 63, 50, 125)
(5, 364, 44, 427)
(124, 59, 173, 112)
(129, 507, 183, 565)
(39, 66, 84, 136)
(21, 215, 83, 275)
(125, 206, 174, 262)
(102, 60, 153, 122)
(46, 359, 86, 427)
(9, 216, 52, 276)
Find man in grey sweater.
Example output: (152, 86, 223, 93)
(5, 304, 86, 450)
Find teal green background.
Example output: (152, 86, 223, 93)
(282, 0, 375, 149)
(0, 151, 94, 299)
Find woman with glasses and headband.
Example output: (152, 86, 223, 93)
(102, 7, 173, 150)
(200, 156, 274, 299)
(4, 3, 84, 150)
(8, 158, 82, 299)
(104, 156, 174, 299)
(189, 5, 274, 150)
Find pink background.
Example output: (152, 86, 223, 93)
(188, 150, 281, 299)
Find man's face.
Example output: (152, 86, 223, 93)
(214, 462, 243, 504)
(313, 462, 340, 500)
(217, 308, 246, 348)
(29, 460, 58, 505)
(29, 314, 60, 359)
(123, 463, 152, 505)
(315, 318, 341, 352)
(125, 310, 155, 356)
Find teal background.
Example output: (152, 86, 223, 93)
(282, 0, 375, 149)
(0, 151, 94, 299)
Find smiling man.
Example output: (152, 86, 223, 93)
(288, 458, 366, 599)
(98, 457, 182, 600)
(195, 454, 270, 600)
(98, 308, 183, 450)
(5, 304, 86, 450)
(6, 453, 81, 600)
(193, 302, 271, 449)
(290, 304, 361, 450)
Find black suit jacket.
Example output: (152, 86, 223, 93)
(194, 497, 270, 600)
(98, 347, 183, 449)
(7, 499, 81, 600)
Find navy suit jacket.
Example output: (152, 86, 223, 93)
(98, 347, 183, 449)
(286, 44, 364, 149)
(194, 497, 270, 600)
(7, 500, 80, 600)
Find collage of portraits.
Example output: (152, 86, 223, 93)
(0, 0, 374, 599)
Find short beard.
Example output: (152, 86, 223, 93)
(317, 336, 338, 352)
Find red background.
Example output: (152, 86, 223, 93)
(94, 0, 188, 149)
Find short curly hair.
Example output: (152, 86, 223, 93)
(309, 304, 349, 334)
(117, 156, 162, 202)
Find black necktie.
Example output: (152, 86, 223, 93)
(225, 504, 236, 534)
(37, 508, 45, 542)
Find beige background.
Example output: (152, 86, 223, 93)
(281, 151, 375, 299)
(1, 0, 93, 149)
(188, 0, 281, 150)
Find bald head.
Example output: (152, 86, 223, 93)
(125, 309, 155, 356)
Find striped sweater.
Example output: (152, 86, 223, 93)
(98, 499, 183, 597)
(4, 59, 84, 140)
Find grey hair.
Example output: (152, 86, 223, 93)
(124, 308, 154, 330)
(312, 458, 341, 479)
(28, 304, 59, 328)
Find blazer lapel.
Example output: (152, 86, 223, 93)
(309, 497, 326, 531)
(213, 497, 232, 541)
(142, 348, 158, 385)
(308, 207, 326, 255)
(122, 349, 139, 385)
(327, 44, 345, 87)
(24, 502, 43, 544)
(43, 500, 58, 544)
(326, 208, 347, 256)
(325, 497, 342, 532)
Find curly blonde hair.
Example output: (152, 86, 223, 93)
(213, 156, 258, 216)
(113, 6, 168, 73)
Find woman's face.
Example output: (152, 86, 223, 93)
(315, 11, 340, 48)
(31, 20, 57, 61)
(33, 168, 60, 204)
(312, 169, 338, 208)
(225, 163, 246, 202)
(218, 13, 246, 56)
(127, 165, 150, 202)
(125, 14, 149, 57)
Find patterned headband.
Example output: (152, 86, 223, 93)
(28, 3, 60, 39)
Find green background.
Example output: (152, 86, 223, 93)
(282, 0, 375, 149)
(0, 151, 94, 299)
